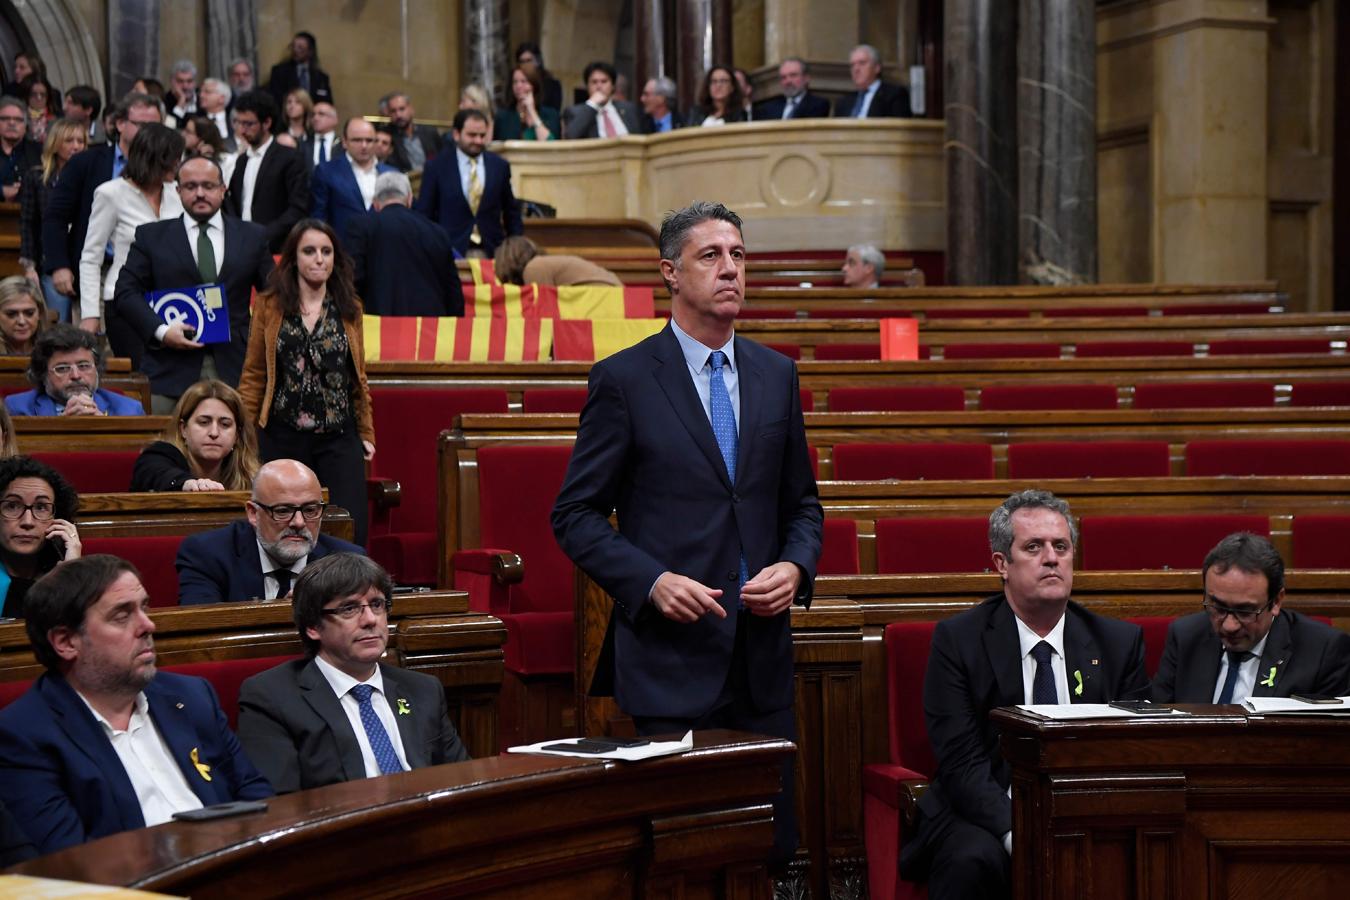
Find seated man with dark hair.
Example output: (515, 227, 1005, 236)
(1153, 532, 1350, 703)
(0, 554, 272, 854)
(5, 323, 145, 416)
(562, 61, 641, 138)
(237, 553, 468, 792)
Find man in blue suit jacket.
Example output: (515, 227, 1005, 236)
(0, 555, 272, 855)
(310, 117, 397, 247)
(5, 324, 145, 416)
(414, 109, 522, 257)
(552, 201, 822, 867)
(177, 459, 363, 605)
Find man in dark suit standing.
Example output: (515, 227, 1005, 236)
(384, 92, 442, 174)
(225, 90, 310, 253)
(0, 555, 272, 855)
(298, 100, 342, 173)
(238, 554, 468, 793)
(562, 61, 642, 138)
(638, 76, 685, 133)
(552, 201, 822, 867)
(267, 31, 333, 105)
(834, 44, 911, 119)
(415, 109, 522, 257)
(176, 460, 363, 605)
(1153, 532, 1350, 704)
(755, 58, 832, 120)
(114, 156, 274, 412)
(42, 92, 163, 302)
(348, 171, 462, 317)
(310, 117, 397, 246)
(900, 490, 1149, 900)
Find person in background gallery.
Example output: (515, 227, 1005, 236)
(514, 42, 563, 111)
(384, 92, 442, 172)
(19, 117, 85, 324)
(197, 77, 235, 152)
(6, 51, 43, 94)
(281, 88, 313, 147)
(165, 59, 199, 127)
(494, 68, 559, 143)
(688, 66, 745, 127)
(61, 85, 104, 144)
(0, 94, 40, 202)
(130, 379, 260, 493)
(5, 324, 145, 416)
(457, 83, 495, 142)
(0, 454, 82, 619)
(639, 77, 684, 133)
(17, 75, 58, 143)
(268, 31, 333, 106)
(0, 276, 47, 356)
(562, 62, 640, 139)
(224, 89, 311, 253)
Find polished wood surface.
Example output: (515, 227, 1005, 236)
(993, 706, 1350, 900)
(11, 731, 790, 900)
(73, 491, 356, 543)
(11, 415, 168, 452)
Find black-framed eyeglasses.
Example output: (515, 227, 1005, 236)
(251, 500, 326, 522)
(0, 499, 54, 520)
(321, 598, 393, 620)
(1202, 598, 1272, 625)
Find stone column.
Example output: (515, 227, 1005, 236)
(674, 0, 733, 111)
(635, 0, 668, 89)
(944, 0, 1017, 285)
(1018, 0, 1096, 284)
(108, 0, 160, 100)
(465, 0, 510, 106)
(205, 0, 258, 89)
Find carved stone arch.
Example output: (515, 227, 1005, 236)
(5, 0, 103, 93)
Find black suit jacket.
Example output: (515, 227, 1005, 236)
(298, 134, 344, 173)
(640, 109, 686, 134)
(1152, 609, 1350, 703)
(754, 92, 832, 121)
(267, 60, 333, 104)
(237, 658, 468, 793)
(834, 80, 912, 118)
(113, 215, 273, 396)
(40, 143, 116, 273)
(561, 100, 643, 139)
(387, 123, 443, 173)
(552, 326, 823, 719)
(413, 148, 522, 256)
(225, 141, 311, 252)
(901, 595, 1149, 879)
(348, 204, 463, 317)
(176, 519, 365, 605)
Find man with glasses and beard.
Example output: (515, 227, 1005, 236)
(0, 555, 271, 854)
(237, 553, 468, 793)
(1152, 532, 1350, 703)
(175, 459, 362, 605)
(5, 323, 145, 415)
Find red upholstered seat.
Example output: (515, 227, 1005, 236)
(923, 307, 1031, 319)
(164, 655, 299, 730)
(833, 443, 994, 481)
(943, 342, 1059, 360)
(875, 517, 991, 574)
(1185, 440, 1350, 476)
(1007, 441, 1171, 479)
(828, 386, 965, 412)
(1080, 514, 1270, 569)
(1132, 381, 1275, 409)
(764, 342, 802, 360)
(367, 387, 509, 585)
(1161, 303, 1272, 316)
(29, 450, 139, 494)
(1132, 616, 1173, 677)
(979, 384, 1118, 411)
(1208, 338, 1332, 355)
(453, 444, 575, 675)
(815, 342, 881, 361)
(799, 389, 815, 413)
(1045, 306, 1148, 318)
(1290, 382, 1350, 407)
(522, 389, 589, 414)
(0, 680, 29, 709)
(818, 518, 860, 575)
(1292, 515, 1350, 568)
(1075, 341, 1194, 358)
(82, 536, 185, 607)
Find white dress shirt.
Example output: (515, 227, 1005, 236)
(239, 136, 273, 221)
(208, 110, 229, 142)
(312, 655, 410, 777)
(77, 690, 204, 826)
(670, 316, 740, 426)
(254, 541, 308, 600)
(79, 178, 184, 320)
(1211, 633, 1271, 704)
(1015, 611, 1071, 705)
(456, 147, 482, 202)
(586, 100, 630, 137)
(183, 210, 226, 275)
(350, 158, 378, 209)
(312, 132, 337, 167)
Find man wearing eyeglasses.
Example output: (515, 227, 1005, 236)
(236, 553, 468, 792)
(1152, 532, 1350, 704)
(175, 459, 362, 605)
(4, 324, 145, 416)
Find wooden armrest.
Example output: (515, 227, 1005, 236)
(367, 477, 401, 509)
(898, 779, 929, 834)
(453, 549, 525, 585)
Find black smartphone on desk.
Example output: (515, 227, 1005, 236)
(172, 800, 268, 821)
(1108, 700, 1175, 715)
(540, 738, 651, 754)
(1291, 693, 1344, 705)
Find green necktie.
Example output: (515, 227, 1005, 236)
(197, 224, 217, 283)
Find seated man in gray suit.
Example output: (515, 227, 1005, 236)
(236, 554, 469, 792)
(1153, 532, 1350, 703)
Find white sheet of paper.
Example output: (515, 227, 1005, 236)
(1015, 703, 1185, 720)
(507, 730, 694, 761)
(1244, 697, 1350, 715)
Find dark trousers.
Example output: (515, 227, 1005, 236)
(903, 804, 1010, 900)
(258, 420, 368, 547)
(104, 298, 144, 371)
(630, 613, 799, 872)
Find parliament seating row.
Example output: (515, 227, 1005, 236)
(829, 380, 1350, 411)
(767, 336, 1344, 362)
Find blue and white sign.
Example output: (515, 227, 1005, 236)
(145, 284, 231, 344)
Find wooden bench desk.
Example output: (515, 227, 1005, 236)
(72, 491, 357, 543)
(0, 357, 152, 411)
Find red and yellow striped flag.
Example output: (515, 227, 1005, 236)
(457, 284, 655, 320)
(553, 318, 667, 361)
(363, 315, 554, 361)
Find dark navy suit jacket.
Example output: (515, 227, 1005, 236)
(552, 325, 823, 719)
(309, 157, 397, 246)
(754, 92, 832, 120)
(347, 204, 464, 317)
(414, 148, 522, 256)
(40, 143, 116, 274)
(833, 80, 912, 118)
(176, 519, 364, 605)
(0, 671, 272, 854)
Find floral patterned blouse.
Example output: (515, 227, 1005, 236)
(270, 298, 353, 433)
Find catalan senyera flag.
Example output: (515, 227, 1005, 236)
(364, 314, 554, 362)
(553, 318, 668, 361)
(465, 258, 498, 285)
(457, 283, 655, 320)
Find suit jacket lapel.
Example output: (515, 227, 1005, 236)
(1187, 631, 1225, 703)
(1063, 609, 1105, 703)
(233, 521, 267, 601)
(733, 337, 763, 485)
(41, 676, 145, 828)
(144, 680, 222, 805)
(298, 661, 368, 781)
(380, 666, 424, 767)
(983, 600, 1026, 708)
(1252, 613, 1292, 697)
(652, 326, 733, 489)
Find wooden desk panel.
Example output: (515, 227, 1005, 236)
(74, 491, 356, 543)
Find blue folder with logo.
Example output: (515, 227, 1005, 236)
(145, 284, 230, 344)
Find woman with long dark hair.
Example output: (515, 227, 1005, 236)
(494, 66, 559, 142)
(237, 219, 375, 546)
(689, 65, 745, 127)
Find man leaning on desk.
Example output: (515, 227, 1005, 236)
(900, 490, 1149, 900)
(1152, 532, 1350, 704)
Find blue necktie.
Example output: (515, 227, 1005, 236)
(850, 91, 866, 118)
(1217, 650, 1251, 704)
(709, 351, 749, 586)
(1030, 641, 1058, 704)
(350, 684, 403, 775)
(318, 136, 328, 164)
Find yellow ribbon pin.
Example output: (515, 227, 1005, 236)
(1073, 670, 1083, 697)
(396, 698, 412, 716)
(190, 747, 212, 782)
(1260, 666, 1277, 688)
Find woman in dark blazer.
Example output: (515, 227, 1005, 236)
(131, 379, 260, 492)
(494, 66, 560, 142)
(687, 65, 747, 127)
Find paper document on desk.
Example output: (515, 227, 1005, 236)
(508, 730, 694, 761)
(0, 874, 182, 898)
(1244, 697, 1350, 715)
(1016, 703, 1183, 720)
